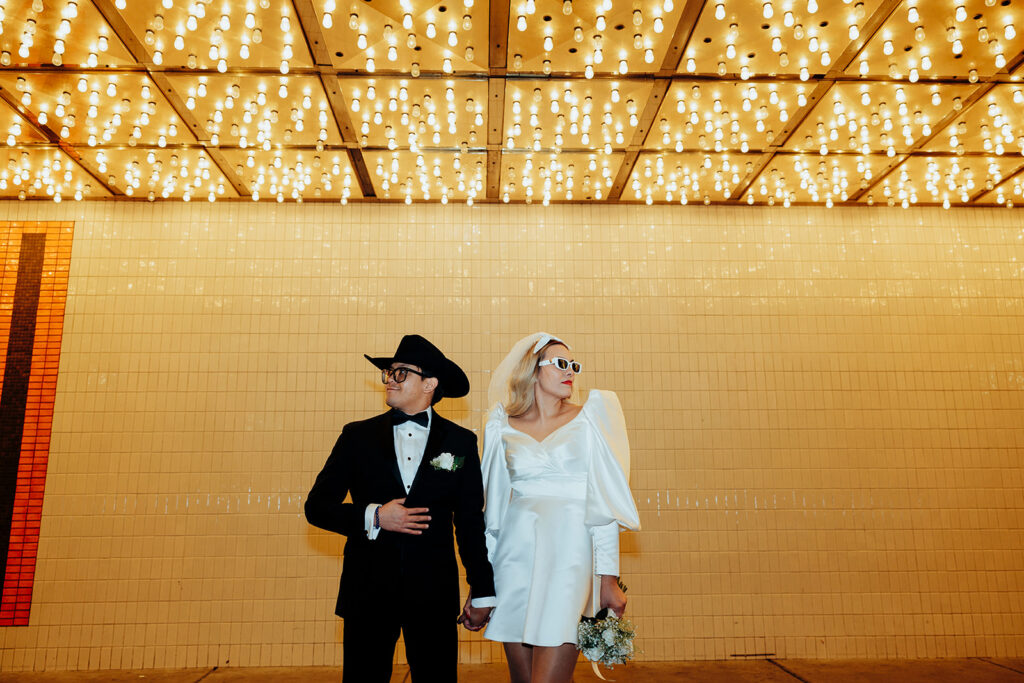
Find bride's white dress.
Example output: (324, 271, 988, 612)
(480, 389, 641, 646)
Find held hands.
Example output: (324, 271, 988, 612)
(457, 592, 493, 631)
(599, 575, 627, 618)
(378, 498, 430, 535)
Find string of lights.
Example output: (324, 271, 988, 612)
(0, 0, 1022, 206)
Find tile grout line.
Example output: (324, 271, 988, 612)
(974, 657, 1024, 676)
(768, 659, 812, 683)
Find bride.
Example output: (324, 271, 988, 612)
(470, 332, 641, 683)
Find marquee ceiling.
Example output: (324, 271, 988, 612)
(2, 0, 1024, 206)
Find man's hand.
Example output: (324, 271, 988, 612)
(457, 593, 493, 631)
(599, 575, 627, 618)
(377, 498, 430, 535)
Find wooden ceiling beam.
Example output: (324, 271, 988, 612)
(847, 83, 996, 202)
(970, 162, 1024, 204)
(487, 78, 506, 199)
(320, 74, 359, 144)
(607, 79, 671, 201)
(489, 0, 511, 75)
(94, 0, 256, 198)
(348, 148, 376, 198)
(147, 72, 249, 197)
(204, 148, 251, 198)
(826, 0, 902, 76)
(729, 80, 831, 201)
(90, 0, 153, 64)
(290, 0, 334, 67)
(289, 0, 377, 196)
(0, 86, 120, 196)
(487, 0, 510, 199)
(658, 0, 706, 76)
(606, 149, 641, 202)
(728, 151, 774, 203)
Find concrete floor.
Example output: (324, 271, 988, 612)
(1, 659, 1023, 682)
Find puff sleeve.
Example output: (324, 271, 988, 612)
(480, 403, 511, 563)
(583, 390, 641, 577)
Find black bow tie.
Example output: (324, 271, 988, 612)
(391, 409, 429, 428)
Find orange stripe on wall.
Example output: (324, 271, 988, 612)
(0, 221, 73, 626)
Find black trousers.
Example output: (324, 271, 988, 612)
(342, 609, 457, 683)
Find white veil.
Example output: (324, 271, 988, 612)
(486, 332, 571, 410)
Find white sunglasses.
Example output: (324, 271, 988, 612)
(538, 357, 581, 373)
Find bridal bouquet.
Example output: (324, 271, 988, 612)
(578, 611, 636, 668)
(577, 579, 637, 670)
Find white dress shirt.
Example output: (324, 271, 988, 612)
(364, 407, 432, 540)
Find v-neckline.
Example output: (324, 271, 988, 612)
(506, 404, 585, 445)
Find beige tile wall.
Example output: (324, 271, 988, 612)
(0, 201, 1022, 671)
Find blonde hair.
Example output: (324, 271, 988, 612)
(505, 340, 565, 417)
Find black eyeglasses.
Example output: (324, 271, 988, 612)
(381, 366, 428, 384)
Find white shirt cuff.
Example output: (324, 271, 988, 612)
(365, 504, 382, 540)
(470, 596, 497, 608)
(592, 521, 620, 576)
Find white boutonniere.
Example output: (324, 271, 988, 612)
(430, 452, 464, 472)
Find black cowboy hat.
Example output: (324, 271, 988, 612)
(364, 334, 470, 399)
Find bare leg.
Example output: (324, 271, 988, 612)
(503, 642, 533, 683)
(530, 643, 578, 683)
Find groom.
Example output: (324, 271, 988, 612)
(305, 335, 495, 682)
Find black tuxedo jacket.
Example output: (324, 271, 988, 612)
(305, 410, 495, 619)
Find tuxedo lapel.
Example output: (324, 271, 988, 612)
(371, 413, 405, 492)
(407, 415, 449, 498)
